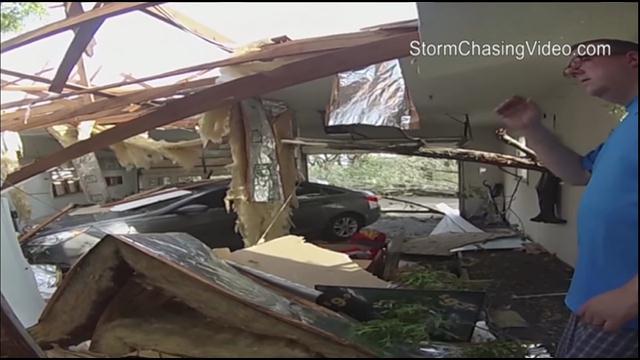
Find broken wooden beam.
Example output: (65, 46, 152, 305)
(142, 5, 234, 52)
(0, 68, 53, 89)
(0, 27, 414, 109)
(2, 31, 419, 189)
(282, 138, 546, 172)
(0, 2, 163, 53)
(65, 2, 100, 57)
(0, 294, 46, 358)
(409, 146, 545, 172)
(49, 2, 106, 93)
(31, 76, 217, 130)
(496, 128, 538, 160)
(0, 68, 116, 98)
(19, 203, 77, 245)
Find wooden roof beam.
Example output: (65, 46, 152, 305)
(0, 2, 163, 54)
(142, 5, 235, 53)
(48, 2, 105, 93)
(2, 31, 418, 190)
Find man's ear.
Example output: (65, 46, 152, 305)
(625, 51, 638, 69)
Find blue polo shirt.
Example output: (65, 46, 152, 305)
(566, 97, 638, 330)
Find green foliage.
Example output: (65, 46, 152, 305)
(354, 300, 455, 350)
(1, 2, 46, 34)
(396, 266, 488, 292)
(308, 153, 458, 196)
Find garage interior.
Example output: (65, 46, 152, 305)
(1, 2, 637, 358)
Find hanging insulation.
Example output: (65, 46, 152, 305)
(92, 124, 204, 171)
(225, 100, 300, 247)
(198, 102, 232, 146)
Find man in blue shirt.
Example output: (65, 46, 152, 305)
(495, 39, 638, 358)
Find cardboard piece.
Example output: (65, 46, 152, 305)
(217, 235, 390, 289)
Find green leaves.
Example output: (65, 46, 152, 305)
(1, 2, 46, 34)
(353, 299, 455, 351)
(309, 153, 458, 196)
(397, 266, 487, 292)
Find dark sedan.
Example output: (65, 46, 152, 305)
(23, 180, 381, 267)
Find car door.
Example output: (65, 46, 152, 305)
(291, 182, 330, 234)
(133, 189, 241, 250)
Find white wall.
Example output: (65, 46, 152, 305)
(14, 136, 137, 221)
(0, 196, 45, 327)
(459, 125, 506, 218)
(503, 89, 620, 267)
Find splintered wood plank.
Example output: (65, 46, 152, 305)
(18, 203, 77, 245)
(3, 31, 418, 189)
(49, 3, 106, 93)
(0, 2, 163, 53)
(143, 5, 234, 52)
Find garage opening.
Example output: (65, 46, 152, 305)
(307, 152, 459, 211)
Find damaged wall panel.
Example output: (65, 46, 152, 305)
(48, 125, 111, 204)
(226, 100, 299, 247)
(30, 233, 380, 357)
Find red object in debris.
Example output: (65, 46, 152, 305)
(342, 229, 387, 259)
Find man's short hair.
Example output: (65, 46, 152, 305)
(570, 39, 638, 57)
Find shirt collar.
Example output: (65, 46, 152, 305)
(626, 97, 638, 115)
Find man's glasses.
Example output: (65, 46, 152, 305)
(563, 56, 591, 78)
(563, 48, 632, 78)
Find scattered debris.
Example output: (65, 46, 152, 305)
(449, 237, 529, 253)
(395, 265, 489, 292)
(489, 309, 529, 329)
(30, 264, 61, 301)
(431, 203, 484, 235)
(511, 292, 567, 300)
(401, 231, 520, 257)
(471, 321, 497, 343)
(213, 235, 390, 289)
(30, 233, 379, 357)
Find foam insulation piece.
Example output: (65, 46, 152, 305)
(106, 133, 203, 171)
(31, 233, 375, 357)
(197, 102, 232, 146)
(1, 131, 31, 221)
(218, 39, 314, 83)
(91, 277, 317, 357)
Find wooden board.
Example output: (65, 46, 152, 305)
(49, 3, 106, 93)
(142, 5, 234, 52)
(18, 203, 76, 245)
(3, 31, 418, 190)
(36, 77, 217, 129)
(0, 68, 115, 98)
(217, 236, 389, 289)
(401, 232, 520, 257)
(0, 26, 416, 109)
(0, 293, 46, 358)
(0, 2, 162, 53)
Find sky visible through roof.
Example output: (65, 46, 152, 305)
(1, 2, 417, 103)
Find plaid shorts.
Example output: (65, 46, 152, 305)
(556, 314, 638, 358)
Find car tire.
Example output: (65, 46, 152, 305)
(325, 213, 363, 241)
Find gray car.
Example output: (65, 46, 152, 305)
(23, 180, 381, 268)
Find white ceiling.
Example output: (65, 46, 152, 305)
(268, 2, 638, 132)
